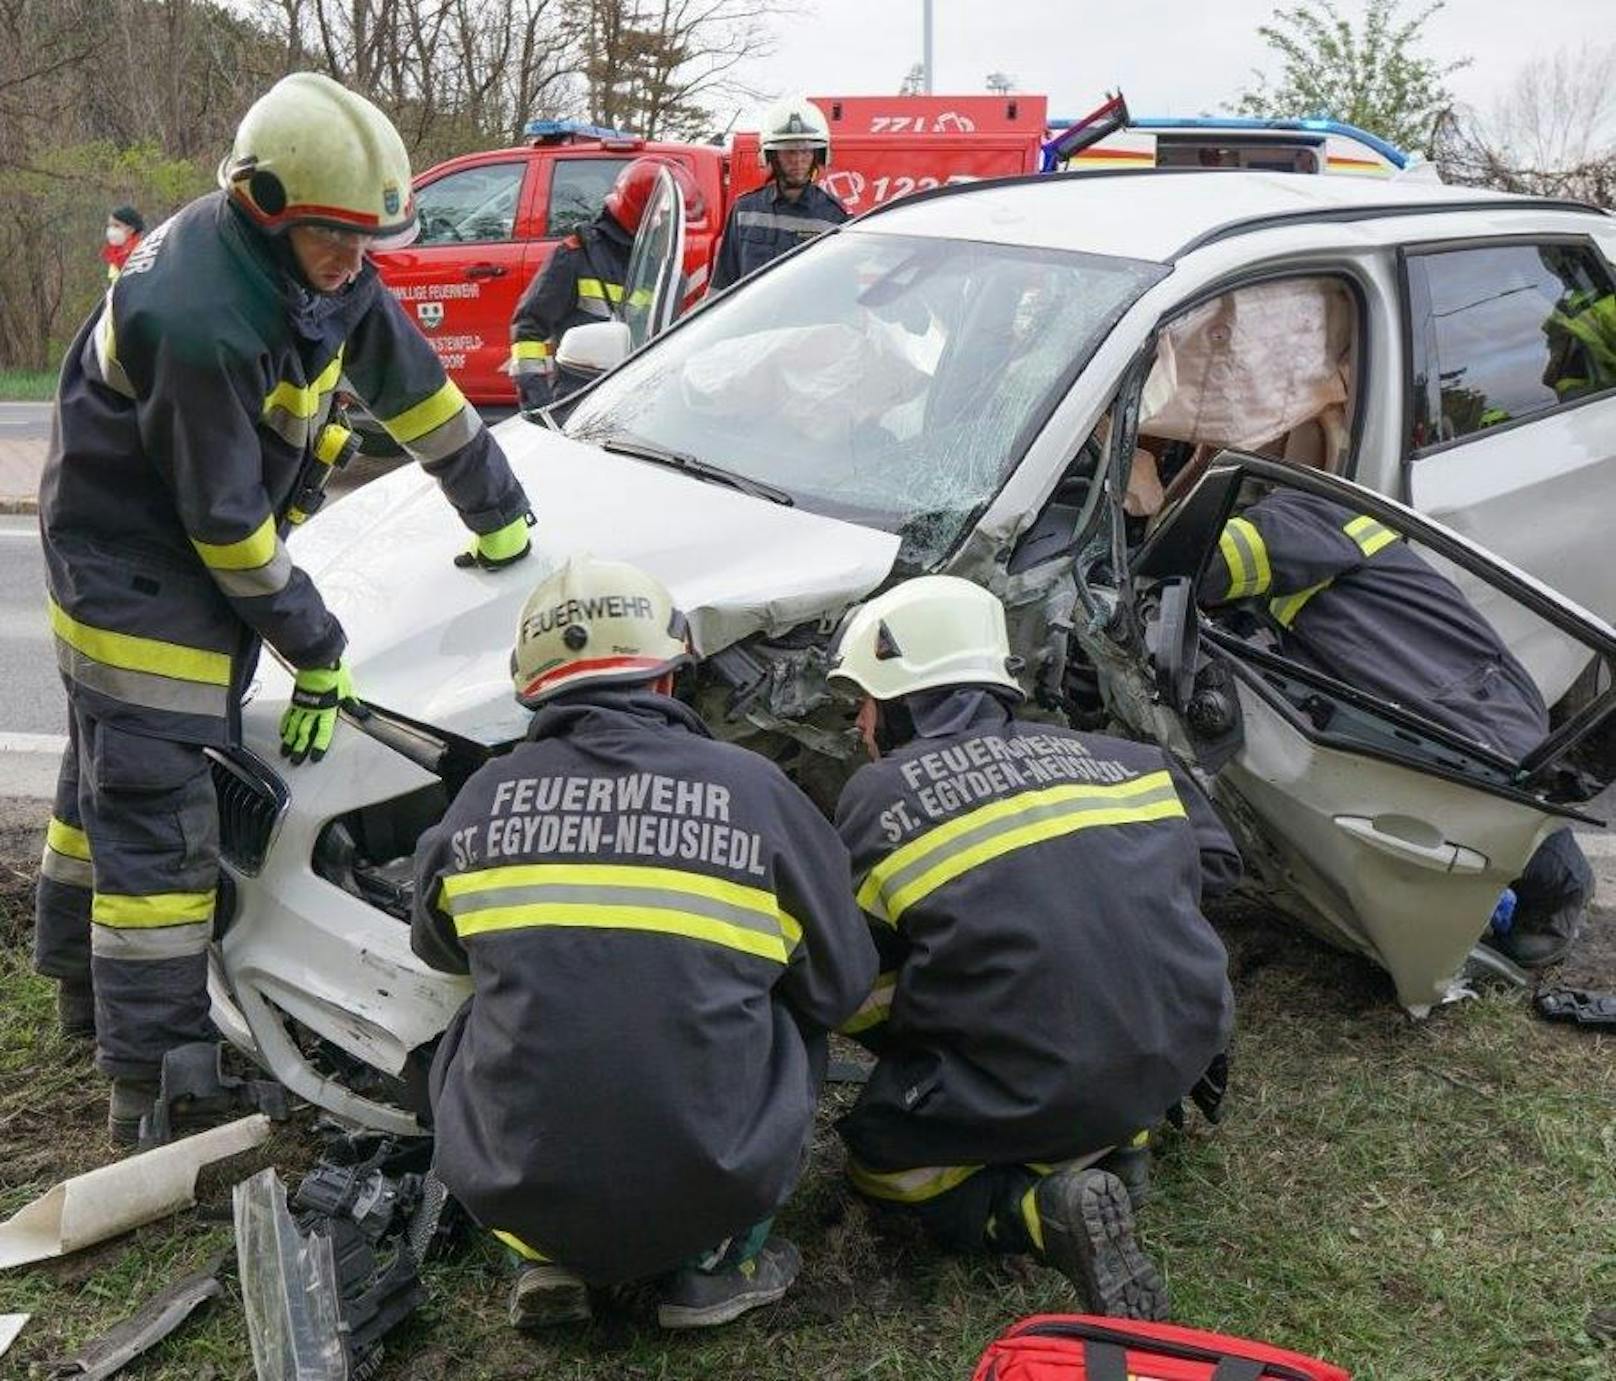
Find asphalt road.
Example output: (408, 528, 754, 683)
(0, 402, 51, 440)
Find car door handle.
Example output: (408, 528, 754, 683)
(1333, 815, 1488, 874)
(463, 263, 508, 280)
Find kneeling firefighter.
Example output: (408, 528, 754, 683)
(1203, 489, 1594, 968)
(826, 577, 1239, 1321)
(412, 555, 877, 1330)
(34, 71, 535, 1146)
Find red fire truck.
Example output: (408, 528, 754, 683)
(373, 95, 1049, 404)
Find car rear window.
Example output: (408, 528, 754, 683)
(1405, 240, 1616, 452)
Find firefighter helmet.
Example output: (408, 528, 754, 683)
(756, 96, 832, 170)
(603, 157, 708, 234)
(219, 72, 419, 247)
(827, 576, 1024, 703)
(512, 555, 694, 708)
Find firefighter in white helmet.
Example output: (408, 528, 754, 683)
(412, 555, 876, 1331)
(825, 576, 1241, 1320)
(710, 95, 848, 291)
(35, 71, 534, 1147)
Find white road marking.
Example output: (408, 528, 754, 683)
(0, 529, 41, 539)
(0, 732, 67, 755)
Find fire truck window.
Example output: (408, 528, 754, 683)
(547, 159, 633, 237)
(414, 163, 526, 245)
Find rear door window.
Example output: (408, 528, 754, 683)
(1404, 240, 1616, 451)
(546, 158, 632, 237)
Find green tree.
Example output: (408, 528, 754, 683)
(1233, 0, 1469, 155)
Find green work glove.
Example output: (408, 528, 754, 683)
(454, 512, 534, 571)
(279, 659, 364, 766)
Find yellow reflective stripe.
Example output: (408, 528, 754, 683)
(1019, 1183, 1045, 1252)
(576, 278, 624, 303)
(847, 1159, 982, 1204)
(314, 423, 353, 466)
(262, 351, 344, 423)
(841, 970, 897, 1035)
(510, 340, 552, 360)
(48, 597, 231, 688)
(1344, 513, 1399, 558)
(91, 890, 215, 927)
(47, 817, 91, 861)
(1218, 517, 1271, 600)
(493, 1230, 549, 1262)
(443, 862, 791, 930)
(1270, 579, 1331, 628)
(857, 774, 1185, 925)
(454, 903, 789, 963)
(381, 380, 467, 444)
(191, 514, 276, 571)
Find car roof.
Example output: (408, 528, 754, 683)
(852, 170, 1606, 263)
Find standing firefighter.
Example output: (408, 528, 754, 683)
(412, 555, 876, 1330)
(35, 72, 535, 1145)
(508, 158, 671, 410)
(827, 577, 1239, 1321)
(710, 96, 848, 292)
(1204, 488, 1594, 968)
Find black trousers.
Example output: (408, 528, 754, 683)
(35, 700, 217, 1078)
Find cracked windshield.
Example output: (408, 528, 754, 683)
(566, 231, 1165, 565)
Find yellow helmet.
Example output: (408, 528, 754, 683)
(828, 576, 1024, 702)
(513, 555, 694, 708)
(219, 72, 418, 247)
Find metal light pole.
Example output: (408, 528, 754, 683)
(922, 0, 934, 94)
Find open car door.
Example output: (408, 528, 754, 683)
(621, 165, 687, 350)
(1120, 454, 1616, 1013)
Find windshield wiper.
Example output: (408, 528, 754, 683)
(597, 433, 794, 506)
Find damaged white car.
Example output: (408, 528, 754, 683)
(209, 171, 1616, 1132)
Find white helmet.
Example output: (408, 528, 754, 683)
(756, 96, 832, 169)
(827, 576, 1024, 703)
(219, 72, 418, 247)
(513, 555, 693, 708)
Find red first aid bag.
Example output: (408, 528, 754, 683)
(971, 1315, 1351, 1381)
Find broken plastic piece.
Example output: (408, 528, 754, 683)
(0, 1315, 27, 1359)
(45, 1259, 222, 1380)
(234, 1168, 348, 1381)
(1535, 986, 1616, 1029)
(140, 1041, 290, 1149)
(0, 1115, 271, 1272)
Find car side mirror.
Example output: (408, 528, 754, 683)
(555, 321, 632, 379)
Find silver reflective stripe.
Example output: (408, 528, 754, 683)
(82, 309, 136, 400)
(446, 882, 782, 944)
(577, 298, 614, 320)
(40, 847, 93, 889)
(92, 921, 212, 960)
(869, 780, 1183, 916)
(407, 403, 484, 466)
(55, 639, 231, 719)
(513, 358, 554, 378)
(209, 540, 294, 600)
(734, 210, 842, 235)
(261, 404, 313, 451)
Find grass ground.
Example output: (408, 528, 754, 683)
(0, 371, 57, 401)
(0, 803, 1610, 1380)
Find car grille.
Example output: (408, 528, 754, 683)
(208, 747, 288, 875)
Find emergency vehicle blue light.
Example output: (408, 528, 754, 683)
(523, 118, 634, 142)
(1045, 114, 1409, 169)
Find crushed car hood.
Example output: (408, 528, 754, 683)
(287, 420, 901, 744)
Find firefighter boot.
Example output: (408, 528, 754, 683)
(108, 1078, 158, 1148)
(509, 1263, 592, 1329)
(57, 977, 95, 1040)
(658, 1236, 800, 1329)
(1032, 1168, 1169, 1320)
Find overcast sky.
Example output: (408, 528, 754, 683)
(727, 0, 1614, 129)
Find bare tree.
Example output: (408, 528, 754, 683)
(899, 62, 924, 95)
(985, 71, 1016, 95)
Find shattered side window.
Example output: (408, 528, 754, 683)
(567, 232, 1165, 566)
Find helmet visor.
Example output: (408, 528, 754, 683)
(298, 217, 419, 253)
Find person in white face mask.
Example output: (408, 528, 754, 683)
(100, 206, 145, 281)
